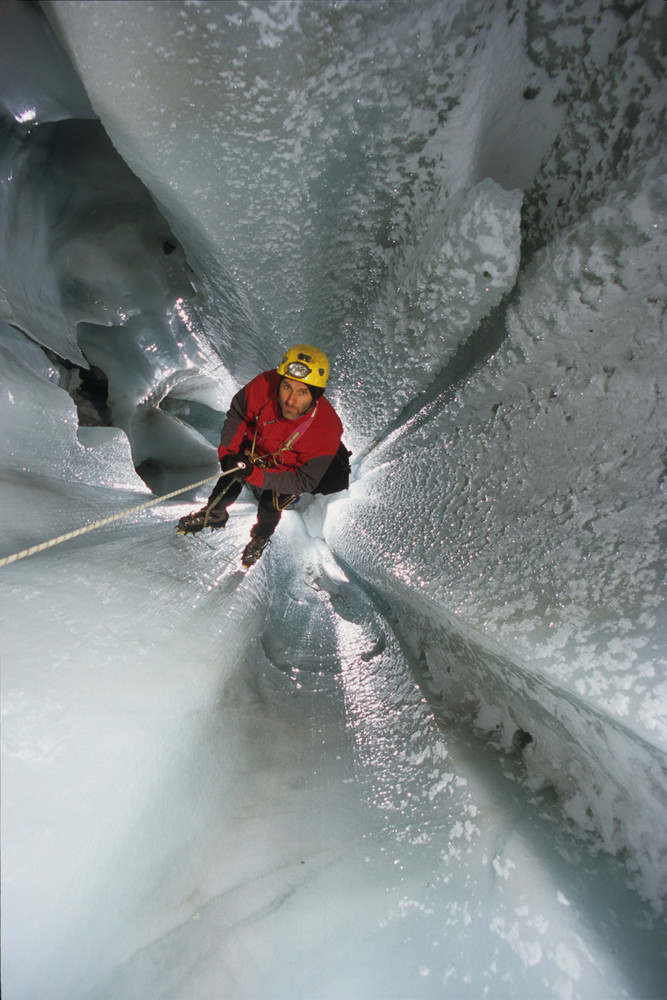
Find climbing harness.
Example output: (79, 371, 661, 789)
(245, 400, 317, 470)
(0, 467, 240, 569)
(236, 403, 317, 514)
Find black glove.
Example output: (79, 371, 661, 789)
(220, 453, 239, 474)
(234, 454, 255, 480)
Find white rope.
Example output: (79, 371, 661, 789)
(0, 469, 236, 569)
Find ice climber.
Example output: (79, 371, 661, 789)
(177, 344, 346, 568)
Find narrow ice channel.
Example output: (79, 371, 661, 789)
(1, 1, 666, 998)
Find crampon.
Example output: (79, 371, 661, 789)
(177, 506, 228, 535)
(241, 534, 270, 568)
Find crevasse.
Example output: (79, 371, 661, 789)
(1, 2, 666, 998)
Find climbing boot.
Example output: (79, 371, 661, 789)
(177, 506, 228, 535)
(241, 534, 270, 568)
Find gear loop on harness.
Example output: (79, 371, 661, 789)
(271, 491, 299, 512)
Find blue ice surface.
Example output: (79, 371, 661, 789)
(1, 0, 666, 997)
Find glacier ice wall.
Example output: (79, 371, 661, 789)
(1, 1, 667, 998)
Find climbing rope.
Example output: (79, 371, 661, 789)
(0, 467, 239, 569)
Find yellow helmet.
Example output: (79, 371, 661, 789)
(276, 344, 329, 390)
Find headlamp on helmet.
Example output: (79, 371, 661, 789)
(276, 344, 329, 390)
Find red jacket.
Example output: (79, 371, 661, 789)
(218, 370, 343, 495)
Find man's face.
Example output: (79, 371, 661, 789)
(278, 377, 314, 420)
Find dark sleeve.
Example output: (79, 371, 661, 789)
(256, 452, 336, 495)
(218, 385, 250, 457)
